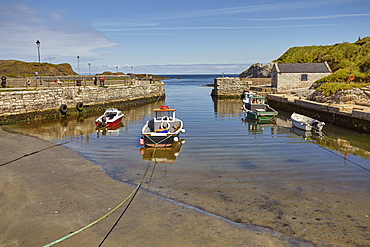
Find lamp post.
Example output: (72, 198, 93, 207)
(36, 40, 41, 63)
(77, 56, 80, 74)
(116, 66, 118, 73)
(89, 63, 91, 75)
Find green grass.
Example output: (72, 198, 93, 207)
(317, 82, 369, 96)
(274, 36, 370, 82)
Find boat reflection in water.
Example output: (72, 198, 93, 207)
(140, 139, 185, 189)
(242, 117, 278, 135)
(140, 139, 185, 164)
(290, 125, 370, 161)
(290, 126, 324, 140)
(96, 122, 124, 137)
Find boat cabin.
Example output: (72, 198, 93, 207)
(144, 105, 182, 133)
(244, 95, 268, 111)
(153, 105, 176, 121)
(104, 109, 122, 119)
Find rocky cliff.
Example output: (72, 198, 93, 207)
(239, 62, 274, 78)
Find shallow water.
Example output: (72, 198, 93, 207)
(9, 75, 370, 246)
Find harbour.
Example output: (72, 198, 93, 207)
(3, 74, 370, 246)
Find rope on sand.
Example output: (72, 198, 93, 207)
(43, 157, 153, 247)
(0, 140, 73, 167)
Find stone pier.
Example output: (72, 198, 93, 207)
(0, 81, 165, 124)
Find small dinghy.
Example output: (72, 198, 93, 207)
(95, 108, 124, 128)
(290, 112, 325, 131)
(141, 105, 185, 147)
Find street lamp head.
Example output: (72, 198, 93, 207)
(36, 40, 40, 48)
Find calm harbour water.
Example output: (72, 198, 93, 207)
(10, 75, 370, 246)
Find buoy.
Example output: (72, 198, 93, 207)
(139, 138, 145, 146)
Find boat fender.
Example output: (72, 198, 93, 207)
(76, 102, 84, 112)
(139, 137, 145, 146)
(59, 104, 68, 115)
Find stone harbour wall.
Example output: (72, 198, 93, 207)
(212, 77, 271, 98)
(0, 82, 164, 124)
(267, 94, 370, 134)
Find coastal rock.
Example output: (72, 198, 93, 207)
(307, 88, 369, 104)
(239, 62, 274, 78)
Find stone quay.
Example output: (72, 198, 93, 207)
(0, 77, 165, 124)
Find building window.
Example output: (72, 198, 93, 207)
(301, 74, 308, 81)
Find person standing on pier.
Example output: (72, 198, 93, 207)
(1, 75, 6, 88)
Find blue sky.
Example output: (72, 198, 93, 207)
(0, 0, 369, 74)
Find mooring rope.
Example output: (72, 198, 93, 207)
(98, 147, 158, 246)
(43, 158, 153, 247)
(0, 140, 74, 167)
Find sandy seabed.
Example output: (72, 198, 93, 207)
(0, 127, 311, 247)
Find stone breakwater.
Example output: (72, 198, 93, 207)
(211, 77, 271, 98)
(0, 82, 164, 124)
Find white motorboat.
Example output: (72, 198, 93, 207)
(290, 112, 325, 131)
(141, 105, 185, 147)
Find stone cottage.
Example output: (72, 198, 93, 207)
(271, 62, 332, 91)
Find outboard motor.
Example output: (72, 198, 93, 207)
(101, 116, 107, 127)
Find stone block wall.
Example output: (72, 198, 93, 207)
(0, 82, 164, 117)
(212, 77, 271, 98)
(274, 73, 331, 91)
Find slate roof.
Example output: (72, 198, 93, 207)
(275, 63, 332, 73)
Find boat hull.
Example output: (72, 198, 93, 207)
(245, 110, 278, 122)
(290, 112, 325, 131)
(291, 119, 311, 131)
(142, 134, 180, 147)
(95, 116, 123, 128)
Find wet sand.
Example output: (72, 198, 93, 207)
(0, 127, 307, 247)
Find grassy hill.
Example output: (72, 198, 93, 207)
(0, 60, 77, 77)
(274, 37, 370, 82)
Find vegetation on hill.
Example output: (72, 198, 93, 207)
(274, 37, 370, 82)
(0, 60, 77, 77)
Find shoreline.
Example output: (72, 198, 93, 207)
(0, 127, 303, 246)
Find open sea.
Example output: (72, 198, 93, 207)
(9, 74, 370, 246)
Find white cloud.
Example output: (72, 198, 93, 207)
(240, 13, 370, 21)
(0, 3, 118, 63)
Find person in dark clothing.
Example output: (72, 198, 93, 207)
(1, 75, 6, 88)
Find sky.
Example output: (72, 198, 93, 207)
(0, 0, 369, 75)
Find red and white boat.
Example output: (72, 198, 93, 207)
(95, 108, 124, 128)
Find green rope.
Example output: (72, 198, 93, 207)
(43, 161, 152, 247)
